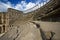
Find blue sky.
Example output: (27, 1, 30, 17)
(0, 0, 50, 13)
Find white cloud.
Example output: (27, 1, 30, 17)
(15, 1, 27, 11)
(14, 1, 36, 11)
(0, 0, 49, 13)
(15, 4, 22, 10)
(24, 2, 36, 10)
(0, 1, 37, 12)
(0, 1, 12, 12)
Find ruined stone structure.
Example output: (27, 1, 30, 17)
(0, 8, 23, 34)
(33, 0, 60, 21)
(7, 8, 23, 25)
(0, 0, 60, 40)
(0, 12, 9, 34)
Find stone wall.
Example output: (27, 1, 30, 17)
(41, 8, 60, 22)
(32, 0, 60, 21)
(7, 8, 23, 25)
(0, 12, 9, 33)
(34, 21, 60, 40)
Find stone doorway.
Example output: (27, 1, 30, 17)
(3, 25, 5, 33)
(0, 27, 2, 34)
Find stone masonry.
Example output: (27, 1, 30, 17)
(0, 0, 60, 40)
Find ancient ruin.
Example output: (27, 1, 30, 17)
(0, 0, 60, 40)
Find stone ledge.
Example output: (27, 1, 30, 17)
(0, 33, 5, 37)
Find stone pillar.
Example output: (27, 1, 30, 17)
(1, 26, 3, 33)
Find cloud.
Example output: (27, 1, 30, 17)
(14, 1, 36, 11)
(0, 0, 49, 13)
(0, 1, 12, 12)
(15, 1, 27, 11)
(23, 0, 50, 13)
(0, 1, 38, 12)
(24, 2, 36, 10)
